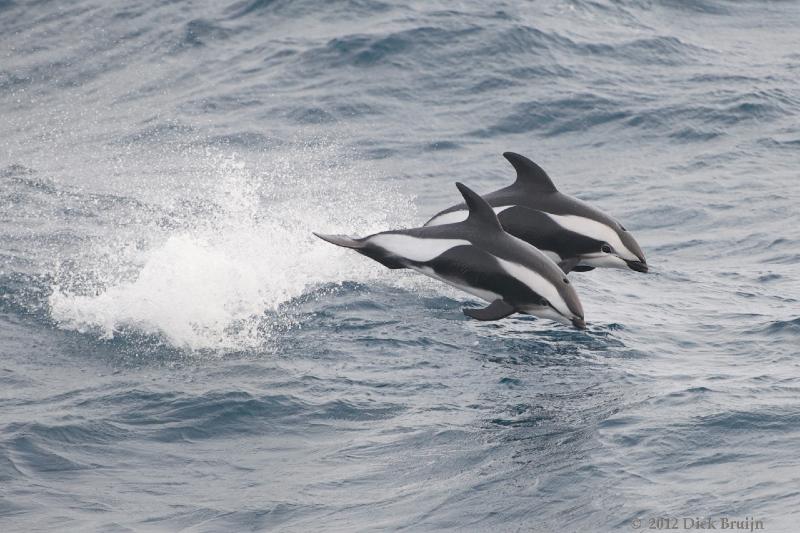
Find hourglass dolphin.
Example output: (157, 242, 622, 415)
(314, 182, 586, 328)
(425, 152, 648, 273)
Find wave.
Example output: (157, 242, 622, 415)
(302, 26, 481, 70)
(747, 317, 800, 338)
(472, 93, 629, 138)
(473, 86, 795, 140)
(178, 18, 233, 49)
(45, 143, 418, 351)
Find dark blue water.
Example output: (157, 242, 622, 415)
(2, 1, 799, 531)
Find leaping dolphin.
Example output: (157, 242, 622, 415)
(314, 182, 586, 328)
(425, 152, 648, 274)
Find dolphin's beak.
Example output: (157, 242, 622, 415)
(626, 260, 648, 273)
(571, 317, 586, 330)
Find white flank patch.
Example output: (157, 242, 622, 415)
(368, 234, 470, 263)
(545, 214, 638, 261)
(495, 258, 570, 317)
(426, 205, 515, 226)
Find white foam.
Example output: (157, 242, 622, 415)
(48, 143, 419, 351)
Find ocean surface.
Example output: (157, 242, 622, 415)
(1, 0, 799, 531)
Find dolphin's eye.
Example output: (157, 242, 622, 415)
(601, 244, 612, 254)
(620, 224, 627, 231)
(540, 299, 550, 307)
(563, 277, 569, 284)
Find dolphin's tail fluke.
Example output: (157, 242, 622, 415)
(313, 232, 364, 249)
(313, 232, 406, 269)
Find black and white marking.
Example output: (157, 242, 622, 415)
(314, 183, 586, 328)
(425, 152, 648, 274)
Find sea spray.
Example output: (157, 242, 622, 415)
(49, 143, 418, 351)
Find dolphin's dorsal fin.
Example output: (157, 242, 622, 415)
(455, 182, 503, 231)
(503, 152, 558, 193)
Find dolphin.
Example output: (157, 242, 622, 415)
(424, 152, 648, 273)
(314, 182, 586, 328)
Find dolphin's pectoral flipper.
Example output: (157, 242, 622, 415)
(463, 299, 516, 321)
(571, 265, 596, 272)
(557, 258, 581, 274)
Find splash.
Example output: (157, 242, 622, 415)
(48, 142, 418, 351)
